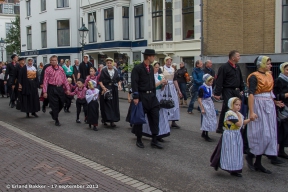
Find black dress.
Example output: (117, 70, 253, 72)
(0, 68, 5, 95)
(86, 89, 99, 125)
(18, 66, 40, 113)
(99, 68, 120, 123)
(274, 76, 288, 147)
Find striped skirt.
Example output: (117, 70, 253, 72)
(220, 129, 243, 172)
(200, 98, 217, 132)
(163, 83, 180, 121)
(142, 89, 170, 138)
(247, 93, 277, 156)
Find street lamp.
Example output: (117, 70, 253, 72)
(0, 38, 5, 62)
(78, 24, 89, 60)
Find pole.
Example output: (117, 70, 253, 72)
(1, 48, 3, 62)
(81, 36, 84, 61)
(200, 0, 204, 60)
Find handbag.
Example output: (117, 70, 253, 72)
(130, 102, 146, 125)
(276, 95, 288, 121)
(159, 84, 175, 109)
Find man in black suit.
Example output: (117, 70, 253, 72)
(4, 54, 18, 108)
(78, 54, 93, 79)
(131, 49, 162, 149)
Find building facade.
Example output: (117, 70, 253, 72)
(202, 0, 288, 79)
(0, 0, 19, 62)
(80, 0, 148, 67)
(20, 0, 81, 65)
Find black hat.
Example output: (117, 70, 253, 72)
(11, 54, 18, 60)
(77, 78, 85, 84)
(18, 57, 25, 61)
(142, 49, 156, 55)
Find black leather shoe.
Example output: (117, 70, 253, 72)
(136, 141, 144, 148)
(216, 129, 223, 134)
(205, 136, 212, 142)
(76, 119, 81, 123)
(32, 113, 38, 118)
(157, 138, 164, 142)
(151, 141, 163, 149)
(271, 158, 284, 165)
(245, 155, 255, 171)
(230, 172, 242, 177)
(93, 126, 98, 131)
(254, 164, 272, 174)
(278, 152, 288, 159)
(42, 106, 46, 113)
(49, 111, 55, 120)
(55, 121, 61, 126)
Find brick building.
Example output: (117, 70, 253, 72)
(202, 0, 287, 80)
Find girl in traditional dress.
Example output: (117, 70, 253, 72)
(86, 80, 100, 131)
(246, 56, 284, 174)
(274, 62, 288, 159)
(64, 78, 75, 113)
(162, 56, 182, 128)
(18, 58, 40, 118)
(99, 57, 121, 127)
(211, 97, 250, 177)
(142, 61, 169, 141)
(198, 74, 217, 141)
(84, 67, 97, 87)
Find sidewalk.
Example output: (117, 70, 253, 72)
(0, 122, 160, 192)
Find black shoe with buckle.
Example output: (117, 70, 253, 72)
(254, 164, 272, 174)
(136, 141, 144, 148)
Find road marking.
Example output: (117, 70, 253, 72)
(0, 121, 162, 192)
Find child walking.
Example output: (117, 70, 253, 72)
(198, 74, 217, 141)
(84, 67, 97, 87)
(86, 80, 100, 131)
(210, 97, 251, 177)
(64, 78, 75, 113)
(70, 78, 87, 123)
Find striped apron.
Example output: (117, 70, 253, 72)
(200, 97, 217, 132)
(163, 82, 180, 121)
(247, 92, 278, 156)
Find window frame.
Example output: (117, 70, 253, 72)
(41, 0, 46, 12)
(165, 0, 173, 41)
(88, 12, 97, 43)
(182, 0, 194, 40)
(41, 22, 47, 48)
(122, 7, 130, 40)
(282, 0, 288, 52)
(104, 8, 114, 41)
(57, 20, 70, 47)
(5, 23, 13, 35)
(152, 0, 163, 42)
(27, 26, 32, 50)
(26, 0, 31, 16)
(134, 5, 144, 40)
(57, 0, 69, 8)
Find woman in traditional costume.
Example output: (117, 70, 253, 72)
(162, 56, 182, 128)
(99, 57, 121, 127)
(18, 58, 40, 118)
(86, 80, 100, 131)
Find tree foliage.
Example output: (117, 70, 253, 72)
(5, 15, 20, 55)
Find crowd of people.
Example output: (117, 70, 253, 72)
(0, 49, 288, 178)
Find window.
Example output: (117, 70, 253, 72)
(133, 52, 141, 61)
(88, 12, 97, 43)
(135, 5, 144, 39)
(43, 56, 47, 64)
(26, 0, 31, 16)
(5, 23, 13, 35)
(152, 0, 163, 41)
(57, 0, 69, 8)
(41, 22, 47, 48)
(122, 7, 129, 40)
(104, 8, 114, 41)
(41, 0, 46, 12)
(166, 0, 173, 41)
(3, 3, 14, 14)
(182, 0, 194, 39)
(57, 20, 70, 46)
(283, 0, 288, 52)
(27, 26, 32, 50)
(14, 5, 20, 14)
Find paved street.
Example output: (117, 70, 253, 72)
(0, 94, 288, 192)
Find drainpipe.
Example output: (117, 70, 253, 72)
(200, 0, 204, 60)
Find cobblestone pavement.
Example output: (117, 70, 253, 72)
(0, 122, 160, 192)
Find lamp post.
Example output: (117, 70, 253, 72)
(0, 38, 5, 62)
(78, 24, 89, 61)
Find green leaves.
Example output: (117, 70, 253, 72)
(5, 15, 20, 55)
